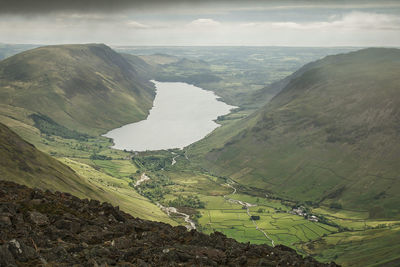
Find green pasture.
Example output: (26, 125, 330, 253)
(59, 157, 176, 225)
(196, 193, 336, 247)
(301, 225, 400, 266)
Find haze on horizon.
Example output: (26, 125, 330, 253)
(0, 0, 399, 47)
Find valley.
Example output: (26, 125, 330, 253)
(125, 145, 400, 266)
(39, 132, 398, 266)
(1, 44, 400, 266)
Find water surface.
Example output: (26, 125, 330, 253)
(104, 81, 235, 151)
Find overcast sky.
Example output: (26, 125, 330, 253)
(0, 0, 399, 46)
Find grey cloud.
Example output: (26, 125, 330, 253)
(1, 0, 396, 15)
(2, 0, 217, 14)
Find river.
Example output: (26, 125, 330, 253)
(104, 81, 235, 151)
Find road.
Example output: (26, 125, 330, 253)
(223, 181, 275, 247)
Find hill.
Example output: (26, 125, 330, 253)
(0, 43, 40, 60)
(0, 122, 174, 223)
(245, 58, 324, 107)
(121, 53, 157, 80)
(188, 48, 400, 219)
(0, 122, 92, 194)
(0, 180, 337, 266)
(0, 44, 155, 135)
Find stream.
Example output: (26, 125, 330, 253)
(134, 173, 150, 187)
(156, 203, 196, 231)
(135, 172, 273, 238)
(223, 182, 275, 247)
(171, 153, 179, 166)
(135, 172, 196, 230)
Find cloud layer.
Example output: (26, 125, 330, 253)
(241, 12, 400, 31)
(1, 0, 237, 14)
(0, 1, 399, 46)
(3, 0, 400, 15)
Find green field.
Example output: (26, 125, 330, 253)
(128, 150, 400, 266)
(300, 225, 400, 266)
(196, 190, 337, 247)
(58, 157, 175, 224)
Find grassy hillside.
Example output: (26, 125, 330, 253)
(0, 121, 89, 193)
(188, 48, 400, 219)
(121, 53, 157, 81)
(0, 44, 155, 135)
(0, 122, 174, 223)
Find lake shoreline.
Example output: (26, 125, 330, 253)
(104, 81, 236, 152)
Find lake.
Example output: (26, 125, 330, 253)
(104, 81, 235, 151)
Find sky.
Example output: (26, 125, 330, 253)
(0, 0, 400, 46)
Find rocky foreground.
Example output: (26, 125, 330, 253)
(0, 181, 338, 266)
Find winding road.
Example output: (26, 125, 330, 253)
(223, 182, 275, 247)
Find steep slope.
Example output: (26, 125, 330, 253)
(0, 122, 93, 194)
(189, 48, 400, 218)
(245, 58, 323, 106)
(0, 122, 174, 223)
(121, 53, 157, 80)
(0, 181, 337, 266)
(0, 44, 155, 135)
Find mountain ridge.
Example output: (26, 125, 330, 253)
(0, 43, 155, 135)
(188, 47, 400, 218)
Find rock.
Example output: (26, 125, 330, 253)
(70, 221, 81, 234)
(30, 189, 45, 199)
(237, 255, 247, 265)
(28, 211, 49, 226)
(0, 181, 338, 267)
(0, 213, 12, 226)
(0, 244, 16, 267)
(7, 239, 37, 262)
(45, 246, 71, 263)
(8, 239, 23, 255)
(177, 250, 192, 262)
(55, 219, 72, 230)
(258, 258, 275, 266)
(136, 258, 149, 267)
(112, 236, 132, 250)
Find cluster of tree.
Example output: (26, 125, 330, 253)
(317, 214, 349, 232)
(30, 113, 89, 141)
(132, 155, 170, 171)
(167, 195, 205, 209)
(141, 187, 170, 202)
(90, 154, 112, 160)
(132, 173, 175, 202)
(329, 202, 342, 209)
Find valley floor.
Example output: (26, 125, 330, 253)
(3, 109, 400, 267)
